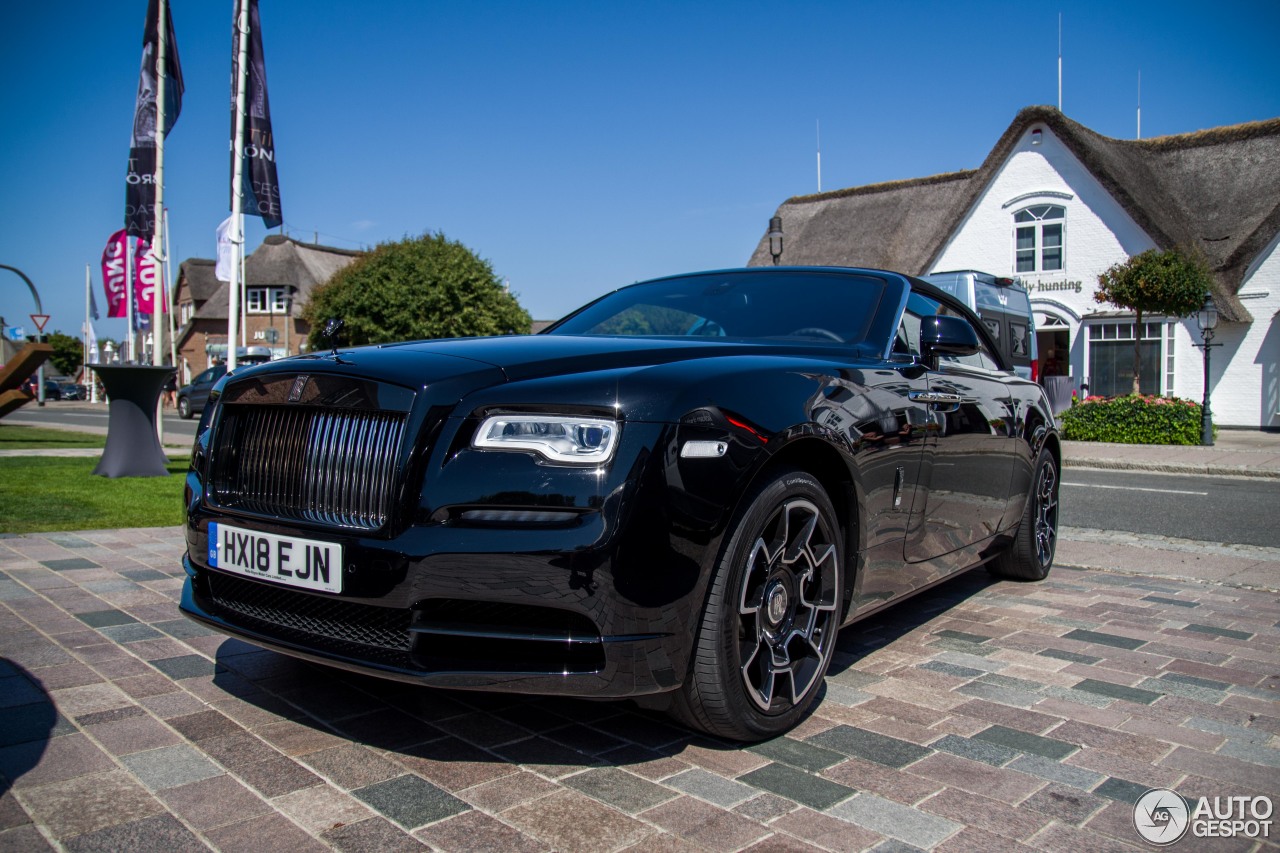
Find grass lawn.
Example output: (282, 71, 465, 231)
(0, 424, 106, 449)
(0, 456, 185, 534)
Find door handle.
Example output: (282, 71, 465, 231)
(909, 390, 963, 412)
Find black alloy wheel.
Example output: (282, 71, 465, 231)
(989, 446, 1058, 580)
(672, 467, 843, 740)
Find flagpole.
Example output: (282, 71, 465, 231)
(86, 264, 101, 403)
(165, 207, 177, 369)
(228, 0, 249, 373)
(152, 0, 167, 366)
(84, 262, 90, 373)
(126, 236, 135, 362)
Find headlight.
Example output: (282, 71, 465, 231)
(473, 414, 619, 465)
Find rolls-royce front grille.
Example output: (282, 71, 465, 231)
(210, 405, 407, 530)
(206, 573, 413, 663)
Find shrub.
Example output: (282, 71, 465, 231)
(1059, 394, 1209, 445)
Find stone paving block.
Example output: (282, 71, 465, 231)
(562, 765, 678, 813)
(768, 807, 884, 851)
(274, 783, 376, 834)
(639, 795, 767, 852)
(0, 732, 113, 790)
(122, 743, 222, 790)
(458, 769, 559, 812)
(920, 787, 1052, 843)
(828, 791, 963, 849)
(21, 769, 163, 839)
(973, 725, 1078, 760)
(63, 813, 206, 853)
(737, 762, 856, 811)
(414, 809, 545, 853)
(398, 736, 519, 791)
(507, 788, 653, 852)
(1019, 781, 1108, 825)
(1072, 678, 1162, 705)
(149, 654, 217, 681)
(235, 753, 325, 798)
(354, 774, 469, 830)
(747, 736, 846, 772)
(807, 725, 932, 769)
(84, 711, 181, 756)
(1006, 754, 1104, 790)
(664, 768, 757, 808)
(928, 734, 1018, 767)
(158, 772, 272, 831)
(205, 812, 332, 853)
(321, 816, 428, 852)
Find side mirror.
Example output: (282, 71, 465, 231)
(920, 315, 980, 368)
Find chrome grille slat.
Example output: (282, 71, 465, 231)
(211, 404, 408, 531)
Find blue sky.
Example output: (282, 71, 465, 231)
(2, 0, 1278, 343)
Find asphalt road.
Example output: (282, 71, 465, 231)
(1059, 467, 1280, 548)
(5, 401, 199, 445)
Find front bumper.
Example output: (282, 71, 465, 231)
(179, 534, 690, 699)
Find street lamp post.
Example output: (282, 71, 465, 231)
(768, 217, 784, 266)
(1193, 295, 1221, 446)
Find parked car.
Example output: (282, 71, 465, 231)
(20, 377, 61, 400)
(176, 352, 272, 419)
(921, 270, 1039, 381)
(57, 382, 87, 401)
(180, 267, 1060, 740)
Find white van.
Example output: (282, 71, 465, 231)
(922, 270, 1039, 381)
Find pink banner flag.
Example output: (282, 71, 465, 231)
(133, 240, 167, 314)
(101, 229, 130, 318)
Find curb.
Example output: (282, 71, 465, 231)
(1063, 457, 1280, 479)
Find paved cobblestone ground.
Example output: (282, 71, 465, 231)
(1, 527, 1277, 852)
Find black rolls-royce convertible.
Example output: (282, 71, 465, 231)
(180, 267, 1060, 740)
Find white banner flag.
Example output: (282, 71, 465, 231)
(215, 215, 234, 282)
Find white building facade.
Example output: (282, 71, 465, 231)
(751, 107, 1280, 428)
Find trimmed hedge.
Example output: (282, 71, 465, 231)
(1059, 394, 1209, 445)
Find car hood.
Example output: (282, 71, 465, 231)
(278, 334, 852, 385)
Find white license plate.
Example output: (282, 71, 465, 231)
(208, 523, 343, 594)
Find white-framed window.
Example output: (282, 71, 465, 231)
(1014, 204, 1065, 273)
(179, 301, 194, 324)
(246, 286, 290, 314)
(1086, 320, 1175, 397)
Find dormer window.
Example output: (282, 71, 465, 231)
(1014, 204, 1065, 273)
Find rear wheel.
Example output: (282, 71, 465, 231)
(177, 396, 192, 420)
(670, 468, 843, 741)
(988, 446, 1058, 580)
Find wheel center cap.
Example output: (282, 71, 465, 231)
(766, 583, 789, 625)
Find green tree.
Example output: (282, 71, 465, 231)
(1094, 247, 1213, 395)
(47, 331, 84, 376)
(302, 232, 531, 348)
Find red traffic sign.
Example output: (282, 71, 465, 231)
(30, 314, 50, 332)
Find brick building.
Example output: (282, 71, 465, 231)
(172, 235, 361, 382)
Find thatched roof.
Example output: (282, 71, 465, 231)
(749, 105, 1280, 324)
(178, 235, 361, 321)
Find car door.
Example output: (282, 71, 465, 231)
(901, 291, 1016, 566)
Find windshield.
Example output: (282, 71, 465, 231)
(547, 271, 887, 344)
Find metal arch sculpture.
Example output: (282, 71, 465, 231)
(0, 264, 43, 315)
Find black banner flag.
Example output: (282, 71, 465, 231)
(231, 0, 283, 228)
(125, 0, 183, 240)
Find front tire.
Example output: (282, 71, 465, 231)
(671, 468, 843, 741)
(177, 396, 192, 420)
(988, 446, 1058, 580)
